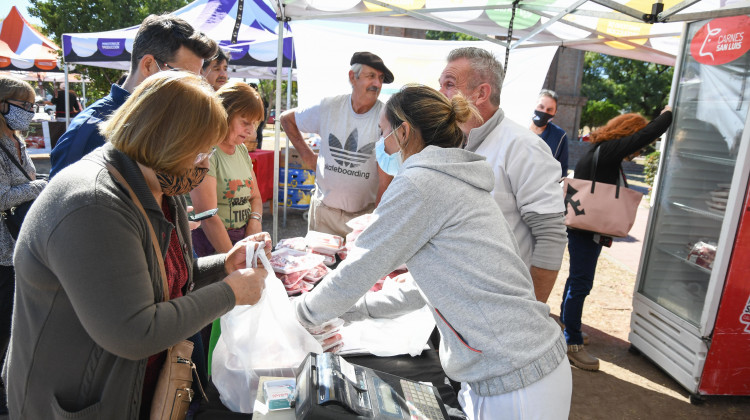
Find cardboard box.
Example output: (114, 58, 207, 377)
(279, 147, 315, 170)
(262, 378, 296, 411)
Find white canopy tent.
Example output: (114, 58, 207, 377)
(59, 0, 297, 125)
(263, 0, 750, 242)
(62, 0, 295, 77)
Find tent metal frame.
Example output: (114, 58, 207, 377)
(267, 0, 746, 242)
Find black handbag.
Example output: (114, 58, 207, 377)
(0, 139, 35, 240)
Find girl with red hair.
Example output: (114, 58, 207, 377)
(561, 106, 672, 371)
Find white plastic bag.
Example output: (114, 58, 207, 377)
(212, 242, 323, 413)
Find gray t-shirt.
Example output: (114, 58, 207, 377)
(294, 94, 382, 213)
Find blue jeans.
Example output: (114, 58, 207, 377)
(560, 229, 602, 345)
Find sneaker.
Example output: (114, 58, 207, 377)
(554, 318, 590, 345)
(567, 344, 599, 371)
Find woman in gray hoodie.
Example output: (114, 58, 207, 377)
(295, 85, 572, 419)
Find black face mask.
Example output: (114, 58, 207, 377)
(532, 110, 554, 127)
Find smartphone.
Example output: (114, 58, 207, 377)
(189, 208, 218, 222)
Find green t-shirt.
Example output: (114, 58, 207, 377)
(208, 144, 255, 229)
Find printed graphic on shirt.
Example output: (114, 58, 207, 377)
(325, 128, 374, 180)
(221, 177, 253, 227)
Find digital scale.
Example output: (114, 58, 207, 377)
(294, 352, 450, 420)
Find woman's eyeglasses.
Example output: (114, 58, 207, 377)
(6, 99, 35, 112)
(194, 148, 216, 165)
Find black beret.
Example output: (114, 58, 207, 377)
(350, 51, 394, 84)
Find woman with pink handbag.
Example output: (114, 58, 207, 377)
(561, 106, 672, 371)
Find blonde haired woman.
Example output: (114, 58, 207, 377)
(190, 81, 265, 257)
(295, 85, 572, 419)
(4, 72, 270, 419)
(0, 74, 47, 415)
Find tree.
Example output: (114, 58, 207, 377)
(425, 31, 480, 41)
(581, 51, 673, 129)
(256, 79, 297, 113)
(28, 0, 191, 101)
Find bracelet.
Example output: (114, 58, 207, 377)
(249, 212, 262, 222)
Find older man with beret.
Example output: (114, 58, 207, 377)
(281, 51, 394, 237)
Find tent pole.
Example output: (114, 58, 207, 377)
(272, 12, 286, 245)
(283, 64, 293, 228)
(64, 64, 70, 127)
(81, 71, 87, 108)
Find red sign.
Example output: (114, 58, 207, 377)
(690, 15, 750, 66)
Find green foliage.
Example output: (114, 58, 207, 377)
(425, 31, 480, 41)
(256, 79, 297, 112)
(643, 150, 660, 187)
(28, 0, 191, 101)
(581, 51, 673, 129)
(583, 101, 620, 128)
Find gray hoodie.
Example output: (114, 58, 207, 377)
(295, 145, 566, 396)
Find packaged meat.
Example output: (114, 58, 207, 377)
(319, 333, 344, 352)
(303, 263, 330, 283)
(305, 231, 345, 255)
(307, 318, 344, 336)
(279, 270, 310, 289)
(337, 250, 348, 261)
(270, 248, 325, 274)
(309, 250, 336, 266)
(345, 213, 377, 232)
(686, 241, 717, 270)
(370, 269, 409, 292)
(369, 278, 386, 292)
(285, 279, 314, 296)
(275, 237, 307, 252)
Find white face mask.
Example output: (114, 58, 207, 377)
(375, 135, 402, 176)
(375, 123, 407, 176)
(2, 103, 34, 131)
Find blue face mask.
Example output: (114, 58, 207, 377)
(375, 127, 403, 176)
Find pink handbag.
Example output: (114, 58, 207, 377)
(563, 147, 643, 238)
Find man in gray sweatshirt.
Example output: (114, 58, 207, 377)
(438, 47, 567, 304)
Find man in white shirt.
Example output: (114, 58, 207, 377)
(439, 47, 567, 305)
(280, 52, 394, 237)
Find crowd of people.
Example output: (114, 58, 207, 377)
(0, 12, 674, 420)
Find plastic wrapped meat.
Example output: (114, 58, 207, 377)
(305, 231, 345, 255)
(279, 270, 310, 289)
(285, 279, 314, 296)
(345, 213, 377, 232)
(303, 263, 330, 284)
(275, 237, 307, 252)
(310, 250, 336, 266)
(370, 269, 409, 292)
(687, 241, 717, 270)
(270, 248, 325, 274)
(320, 333, 344, 353)
(307, 318, 344, 336)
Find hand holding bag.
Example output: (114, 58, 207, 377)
(104, 163, 206, 420)
(563, 146, 643, 238)
(0, 139, 35, 240)
(212, 242, 323, 413)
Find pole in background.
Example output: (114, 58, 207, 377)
(272, 12, 287, 245)
(63, 64, 70, 127)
